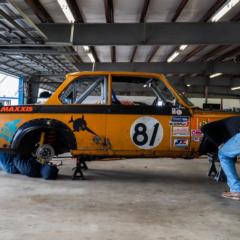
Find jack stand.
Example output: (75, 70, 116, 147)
(207, 153, 226, 182)
(81, 160, 88, 171)
(72, 156, 89, 180)
(214, 166, 226, 182)
(207, 153, 218, 177)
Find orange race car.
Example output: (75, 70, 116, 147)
(0, 72, 239, 170)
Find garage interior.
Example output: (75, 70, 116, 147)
(0, 0, 240, 239)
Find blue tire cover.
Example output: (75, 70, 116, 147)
(13, 155, 42, 178)
(40, 163, 59, 180)
(0, 152, 19, 174)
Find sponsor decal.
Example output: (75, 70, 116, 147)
(171, 108, 182, 116)
(173, 126, 190, 137)
(191, 129, 203, 136)
(170, 116, 189, 126)
(192, 137, 202, 142)
(170, 122, 189, 127)
(0, 106, 33, 113)
(130, 116, 163, 150)
(171, 116, 189, 122)
(174, 139, 189, 148)
(0, 119, 21, 142)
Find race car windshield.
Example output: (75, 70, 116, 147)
(177, 92, 195, 107)
(151, 79, 175, 103)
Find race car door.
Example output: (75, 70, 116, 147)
(106, 74, 191, 156)
(58, 74, 108, 152)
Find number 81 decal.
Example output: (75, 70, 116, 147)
(130, 117, 163, 149)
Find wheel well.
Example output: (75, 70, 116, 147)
(11, 119, 77, 155)
(17, 128, 72, 155)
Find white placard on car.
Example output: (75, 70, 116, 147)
(130, 116, 163, 149)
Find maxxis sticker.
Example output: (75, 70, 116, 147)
(130, 116, 163, 149)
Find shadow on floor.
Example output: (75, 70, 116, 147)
(58, 167, 219, 186)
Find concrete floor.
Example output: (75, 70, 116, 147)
(0, 157, 239, 240)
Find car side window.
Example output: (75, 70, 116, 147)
(111, 76, 177, 107)
(59, 75, 108, 104)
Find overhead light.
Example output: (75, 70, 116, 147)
(209, 73, 222, 78)
(57, 0, 75, 23)
(179, 45, 188, 51)
(87, 52, 95, 63)
(167, 51, 180, 62)
(83, 46, 90, 52)
(186, 84, 191, 87)
(231, 86, 240, 90)
(211, 0, 240, 22)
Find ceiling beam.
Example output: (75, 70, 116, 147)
(104, 0, 114, 23)
(0, 8, 40, 43)
(181, 45, 206, 62)
(215, 46, 240, 61)
(139, 0, 150, 23)
(199, 45, 229, 62)
(130, 46, 137, 62)
(130, 0, 151, 62)
(0, 21, 23, 42)
(195, 9, 240, 62)
(0, 59, 33, 75)
(146, 46, 160, 62)
(162, 0, 189, 62)
(104, 0, 115, 62)
(64, 0, 99, 62)
(24, 54, 57, 72)
(168, 0, 227, 62)
(66, 0, 84, 23)
(24, 0, 54, 23)
(199, 0, 227, 22)
(0, 48, 80, 55)
(24, 0, 83, 68)
(171, 0, 189, 22)
(50, 55, 71, 72)
(130, 1, 190, 64)
(181, 1, 240, 62)
(1, 54, 39, 73)
(32, 23, 240, 46)
(26, 62, 240, 75)
(168, 75, 240, 85)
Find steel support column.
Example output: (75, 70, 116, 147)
(26, 76, 40, 104)
(18, 75, 24, 105)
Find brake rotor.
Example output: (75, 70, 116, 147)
(35, 144, 55, 164)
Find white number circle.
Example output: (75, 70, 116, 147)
(130, 116, 163, 149)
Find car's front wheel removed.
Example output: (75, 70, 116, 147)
(16, 128, 71, 164)
(33, 131, 56, 164)
(11, 119, 77, 162)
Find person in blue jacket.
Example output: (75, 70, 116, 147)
(218, 132, 240, 200)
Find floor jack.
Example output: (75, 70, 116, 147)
(72, 156, 89, 180)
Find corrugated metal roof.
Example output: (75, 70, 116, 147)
(0, 0, 239, 97)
